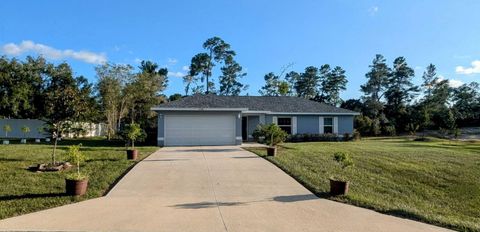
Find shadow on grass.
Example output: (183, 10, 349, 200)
(86, 158, 120, 162)
(0, 158, 24, 162)
(0, 193, 67, 201)
(59, 139, 124, 147)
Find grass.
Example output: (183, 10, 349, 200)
(0, 139, 158, 220)
(245, 137, 480, 231)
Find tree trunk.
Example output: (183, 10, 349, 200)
(52, 137, 58, 165)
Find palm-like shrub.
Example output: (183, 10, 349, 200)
(65, 144, 87, 180)
(253, 123, 287, 147)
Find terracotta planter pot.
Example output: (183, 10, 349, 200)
(127, 149, 139, 160)
(65, 178, 88, 196)
(329, 179, 349, 195)
(266, 146, 277, 156)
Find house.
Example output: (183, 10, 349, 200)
(151, 94, 359, 146)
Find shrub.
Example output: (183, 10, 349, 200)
(343, 133, 351, 141)
(65, 144, 87, 180)
(120, 123, 145, 149)
(332, 152, 354, 181)
(384, 125, 396, 136)
(406, 123, 419, 136)
(252, 123, 287, 146)
(352, 129, 361, 141)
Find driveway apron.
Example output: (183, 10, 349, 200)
(0, 146, 451, 232)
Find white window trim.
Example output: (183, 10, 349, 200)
(333, 117, 338, 134)
(292, 116, 297, 135)
(319, 116, 324, 134)
(272, 116, 278, 124)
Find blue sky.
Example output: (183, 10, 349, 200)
(1, 0, 479, 99)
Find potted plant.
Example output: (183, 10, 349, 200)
(253, 123, 287, 156)
(330, 151, 354, 195)
(2, 124, 12, 145)
(21, 125, 30, 144)
(65, 144, 88, 196)
(124, 123, 142, 160)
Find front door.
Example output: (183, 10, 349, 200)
(242, 116, 248, 141)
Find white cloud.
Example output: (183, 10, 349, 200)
(182, 65, 189, 71)
(455, 60, 480, 75)
(167, 58, 178, 66)
(133, 58, 142, 64)
(1, 40, 107, 64)
(449, 79, 464, 88)
(437, 75, 464, 88)
(369, 6, 379, 16)
(168, 71, 185, 78)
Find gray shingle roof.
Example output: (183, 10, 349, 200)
(153, 95, 358, 114)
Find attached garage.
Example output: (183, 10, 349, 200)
(164, 114, 237, 146)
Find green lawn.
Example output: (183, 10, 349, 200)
(0, 139, 158, 220)
(245, 137, 480, 231)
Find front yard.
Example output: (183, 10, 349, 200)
(0, 139, 157, 220)
(245, 137, 480, 231)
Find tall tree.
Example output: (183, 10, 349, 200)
(218, 57, 247, 96)
(126, 60, 168, 128)
(95, 63, 134, 139)
(317, 65, 348, 106)
(384, 57, 418, 131)
(185, 37, 239, 94)
(259, 72, 280, 96)
(44, 62, 92, 164)
(452, 82, 480, 124)
(361, 54, 390, 119)
(294, 66, 319, 99)
(421, 64, 438, 100)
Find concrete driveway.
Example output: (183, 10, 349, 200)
(0, 146, 450, 232)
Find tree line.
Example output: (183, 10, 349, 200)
(258, 54, 480, 135)
(1, 38, 479, 140)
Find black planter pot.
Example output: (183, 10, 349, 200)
(127, 149, 138, 160)
(65, 178, 88, 196)
(266, 146, 277, 156)
(329, 179, 349, 195)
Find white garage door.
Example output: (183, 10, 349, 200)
(165, 114, 236, 146)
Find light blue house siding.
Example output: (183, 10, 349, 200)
(264, 114, 354, 135)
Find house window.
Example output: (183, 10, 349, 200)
(277, 117, 292, 134)
(324, 117, 333, 134)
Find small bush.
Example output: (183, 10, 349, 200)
(252, 124, 287, 146)
(333, 152, 354, 168)
(343, 133, 351, 141)
(64, 144, 87, 180)
(353, 129, 361, 141)
(384, 125, 396, 136)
